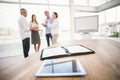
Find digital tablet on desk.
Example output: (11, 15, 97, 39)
(35, 59, 87, 77)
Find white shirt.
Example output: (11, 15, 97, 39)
(29, 22, 38, 30)
(47, 19, 59, 35)
(18, 15, 30, 40)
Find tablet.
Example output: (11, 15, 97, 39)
(35, 59, 86, 77)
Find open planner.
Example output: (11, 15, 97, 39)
(40, 45, 95, 60)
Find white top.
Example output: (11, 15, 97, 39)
(47, 19, 59, 35)
(18, 15, 30, 40)
(29, 22, 38, 31)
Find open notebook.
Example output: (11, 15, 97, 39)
(35, 59, 87, 77)
(40, 45, 95, 60)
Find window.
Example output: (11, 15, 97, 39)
(21, 4, 48, 23)
(49, 6, 70, 30)
(21, 0, 48, 4)
(98, 11, 106, 25)
(49, 0, 69, 5)
(74, 0, 88, 6)
(0, 3, 20, 31)
(116, 6, 120, 22)
(106, 7, 117, 23)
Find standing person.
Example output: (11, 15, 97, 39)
(45, 12, 59, 45)
(29, 14, 41, 53)
(18, 8, 30, 58)
(42, 11, 53, 47)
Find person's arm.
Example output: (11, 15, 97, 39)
(42, 19, 48, 27)
(29, 22, 39, 31)
(30, 25, 39, 31)
(42, 18, 53, 27)
(47, 20, 59, 29)
(34, 24, 39, 31)
(42, 24, 47, 27)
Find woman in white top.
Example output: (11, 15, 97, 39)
(29, 14, 41, 52)
(46, 12, 59, 45)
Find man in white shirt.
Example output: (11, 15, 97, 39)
(18, 8, 30, 58)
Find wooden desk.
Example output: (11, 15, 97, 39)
(0, 39, 120, 80)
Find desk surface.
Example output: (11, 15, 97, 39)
(0, 39, 120, 80)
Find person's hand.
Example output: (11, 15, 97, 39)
(34, 25, 39, 29)
(42, 24, 46, 27)
(42, 23, 46, 27)
(42, 23, 44, 26)
(30, 26, 39, 30)
(45, 20, 48, 25)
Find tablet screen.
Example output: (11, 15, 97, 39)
(35, 59, 86, 77)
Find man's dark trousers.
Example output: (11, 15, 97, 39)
(22, 38, 30, 58)
(46, 33, 52, 46)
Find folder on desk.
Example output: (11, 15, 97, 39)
(40, 45, 95, 60)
